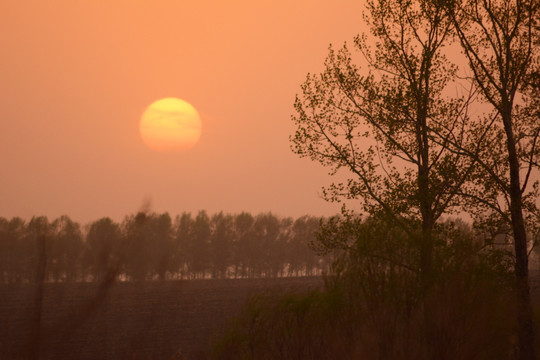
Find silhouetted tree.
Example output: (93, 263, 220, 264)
(0, 217, 26, 284)
(440, 0, 540, 357)
(50, 215, 84, 282)
(123, 212, 151, 281)
(291, 216, 322, 276)
(0, 217, 8, 283)
(174, 212, 193, 279)
(210, 212, 234, 278)
(147, 212, 174, 280)
(291, 0, 474, 288)
(250, 213, 281, 277)
(86, 217, 122, 282)
(276, 216, 293, 277)
(25, 216, 51, 283)
(234, 212, 255, 278)
(190, 210, 212, 278)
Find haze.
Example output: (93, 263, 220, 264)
(0, 0, 365, 223)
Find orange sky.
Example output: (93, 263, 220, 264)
(0, 0, 365, 223)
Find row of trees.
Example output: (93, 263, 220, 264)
(0, 212, 329, 284)
(291, 0, 539, 357)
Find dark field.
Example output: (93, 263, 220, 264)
(0, 277, 323, 360)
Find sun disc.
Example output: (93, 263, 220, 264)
(140, 98, 202, 151)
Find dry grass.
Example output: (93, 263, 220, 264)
(211, 247, 535, 360)
(0, 277, 321, 360)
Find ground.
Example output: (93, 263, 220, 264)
(0, 277, 322, 360)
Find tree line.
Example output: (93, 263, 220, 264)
(0, 211, 330, 284)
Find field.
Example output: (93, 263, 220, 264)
(0, 277, 323, 360)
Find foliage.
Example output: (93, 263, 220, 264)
(290, 0, 483, 295)
(211, 217, 517, 360)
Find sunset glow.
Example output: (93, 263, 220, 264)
(0, 0, 364, 222)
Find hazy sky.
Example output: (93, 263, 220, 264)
(0, 0, 365, 223)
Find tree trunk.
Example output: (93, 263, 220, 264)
(503, 110, 537, 360)
(510, 181, 536, 360)
(420, 219, 434, 290)
(418, 142, 434, 290)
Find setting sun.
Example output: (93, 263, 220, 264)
(139, 97, 202, 151)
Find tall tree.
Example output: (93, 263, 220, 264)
(190, 210, 211, 278)
(234, 212, 255, 278)
(291, 0, 473, 285)
(86, 217, 122, 282)
(252, 213, 281, 277)
(291, 216, 322, 276)
(50, 215, 84, 282)
(443, 0, 540, 357)
(25, 216, 51, 283)
(0, 217, 26, 284)
(0, 217, 9, 284)
(210, 212, 234, 278)
(174, 212, 193, 279)
(148, 212, 174, 280)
